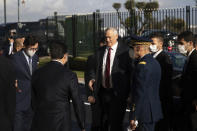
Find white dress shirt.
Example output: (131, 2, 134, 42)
(9, 42, 14, 55)
(23, 51, 33, 75)
(188, 48, 195, 57)
(153, 49, 163, 58)
(102, 42, 118, 88)
(51, 59, 64, 65)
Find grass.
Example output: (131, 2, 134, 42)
(38, 56, 51, 68)
(72, 70, 84, 79)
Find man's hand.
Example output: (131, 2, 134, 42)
(9, 38, 14, 43)
(88, 96, 95, 104)
(15, 80, 22, 93)
(82, 129, 85, 131)
(88, 79, 95, 91)
(130, 120, 137, 130)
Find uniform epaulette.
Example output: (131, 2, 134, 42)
(139, 61, 146, 65)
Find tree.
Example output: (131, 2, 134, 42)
(124, 0, 135, 11)
(112, 3, 128, 31)
(195, 0, 197, 7)
(136, 2, 146, 10)
(113, 3, 121, 12)
(112, 0, 159, 35)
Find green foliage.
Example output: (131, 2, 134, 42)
(73, 70, 84, 79)
(151, 17, 186, 33)
(112, 0, 160, 34)
(38, 56, 87, 71)
(113, 3, 121, 11)
(124, 0, 135, 11)
(68, 56, 87, 71)
(173, 18, 186, 29)
(145, 2, 159, 10)
(136, 2, 146, 10)
(38, 56, 51, 68)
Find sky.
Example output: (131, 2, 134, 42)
(0, 0, 196, 24)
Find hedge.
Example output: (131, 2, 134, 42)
(39, 56, 87, 71)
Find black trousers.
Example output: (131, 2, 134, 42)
(14, 108, 33, 131)
(90, 101, 102, 131)
(98, 88, 126, 131)
(135, 122, 156, 131)
(155, 100, 172, 131)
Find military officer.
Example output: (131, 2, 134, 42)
(129, 38, 163, 131)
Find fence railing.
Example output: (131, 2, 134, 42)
(45, 6, 196, 57)
(1, 6, 196, 57)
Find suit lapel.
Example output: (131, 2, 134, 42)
(32, 55, 38, 73)
(155, 51, 163, 61)
(111, 42, 122, 74)
(186, 49, 197, 71)
(99, 46, 106, 70)
(20, 51, 32, 77)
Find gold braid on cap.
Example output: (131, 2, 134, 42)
(134, 42, 152, 45)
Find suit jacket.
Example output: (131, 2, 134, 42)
(3, 43, 11, 57)
(85, 54, 96, 97)
(0, 56, 16, 131)
(130, 54, 163, 123)
(11, 50, 38, 111)
(92, 41, 134, 101)
(155, 51, 173, 101)
(31, 61, 85, 131)
(181, 49, 197, 102)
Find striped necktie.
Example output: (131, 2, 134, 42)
(29, 57, 32, 75)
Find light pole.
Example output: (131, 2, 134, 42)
(4, 0, 6, 25)
(18, 0, 20, 23)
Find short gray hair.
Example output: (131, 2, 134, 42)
(105, 27, 118, 35)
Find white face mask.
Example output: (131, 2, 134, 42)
(178, 45, 187, 54)
(150, 44, 158, 53)
(26, 49, 36, 57)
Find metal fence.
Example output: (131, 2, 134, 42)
(45, 6, 196, 57)
(1, 6, 196, 57)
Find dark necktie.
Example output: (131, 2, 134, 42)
(105, 48, 111, 88)
(29, 57, 32, 75)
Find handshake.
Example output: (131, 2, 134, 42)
(128, 120, 138, 131)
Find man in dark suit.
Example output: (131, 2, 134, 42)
(85, 38, 106, 131)
(11, 35, 39, 131)
(87, 27, 134, 131)
(150, 33, 173, 131)
(0, 56, 16, 131)
(129, 39, 163, 131)
(178, 31, 197, 131)
(31, 41, 85, 131)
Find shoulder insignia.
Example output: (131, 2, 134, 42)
(139, 61, 146, 65)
